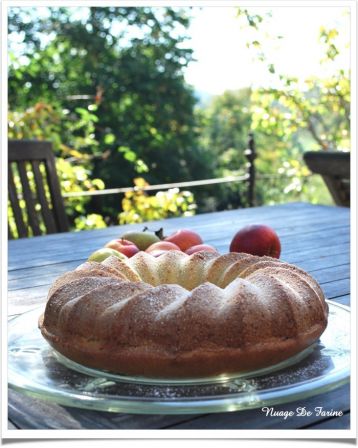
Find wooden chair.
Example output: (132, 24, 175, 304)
(303, 151, 350, 207)
(8, 140, 69, 238)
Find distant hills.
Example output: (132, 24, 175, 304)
(193, 89, 214, 107)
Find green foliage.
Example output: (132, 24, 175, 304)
(119, 177, 196, 224)
(250, 75, 350, 152)
(195, 89, 252, 210)
(74, 213, 107, 230)
(199, 89, 252, 170)
(7, 6, 349, 234)
(8, 7, 209, 224)
(237, 8, 350, 150)
(8, 103, 107, 231)
(234, 8, 350, 206)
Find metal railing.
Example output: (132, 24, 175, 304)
(62, 173, 250, 196)
(62, 134, 259, 206)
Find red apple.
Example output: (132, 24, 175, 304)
(229, 225, 281, 258)
(105, 239, 140, 258)
(146, 241, 181, 254)
(185, 244, 218, 255)
(164, 229, 203, 252)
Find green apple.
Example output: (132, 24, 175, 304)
(88, 248, 128, 262)
(120, 231, 160, 251)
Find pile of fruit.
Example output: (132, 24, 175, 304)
(89, 224, 281, 262)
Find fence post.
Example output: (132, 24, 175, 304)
(244, 132, 257, 207)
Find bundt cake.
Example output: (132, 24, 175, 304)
(39, 250, 328, 378)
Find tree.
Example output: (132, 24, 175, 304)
(236, 8, 350, 205)
(196, 88, 252, 210)
(8, 7, 213, 223)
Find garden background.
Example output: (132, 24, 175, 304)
(8, 6, 350, 236)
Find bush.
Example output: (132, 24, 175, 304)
(119, 177, 197, 224)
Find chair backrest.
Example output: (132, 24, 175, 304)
(8, 139, 69, 238)
(303, 151, 350, 207)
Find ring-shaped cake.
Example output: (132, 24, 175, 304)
(39, 251, 328, 377)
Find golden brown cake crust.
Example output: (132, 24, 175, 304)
(39, 251, 328, 378)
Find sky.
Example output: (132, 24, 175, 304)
(183, 6, 350, 96)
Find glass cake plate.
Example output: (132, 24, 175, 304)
(8, 300, 350, 414)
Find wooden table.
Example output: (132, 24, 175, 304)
(7, 202, 351, 430)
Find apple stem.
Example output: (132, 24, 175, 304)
(142, 226, 165, 240)
(154, 228, 165, 240)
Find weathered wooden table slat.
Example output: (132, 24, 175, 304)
(7, 202, 351, 430)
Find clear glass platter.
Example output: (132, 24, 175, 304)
(8, 300, 350, 414)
